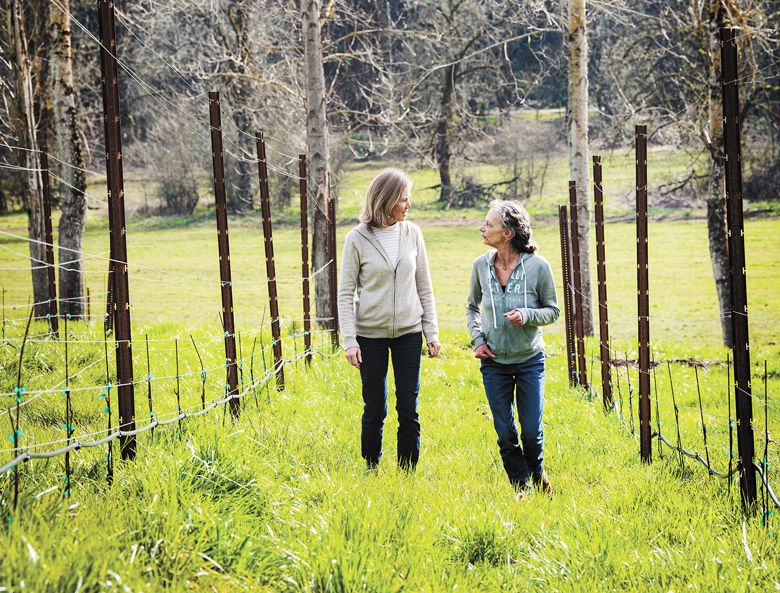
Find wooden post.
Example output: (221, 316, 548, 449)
(256, 130, 285, 390)
(593, 156, 612, 409)
(299, 154, 313, 365)
(98, 0, 135, 459)
(568, 181, 588, 389)
(40, 145, 59, 337)
(208, 92, 240, 418)
(635, 125, 652, 462)
(558, 205, 577, 387)
(720, 27, 756, 508)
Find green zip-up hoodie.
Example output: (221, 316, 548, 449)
(338, 222, 439, 350)
(466, 250, 559, 364)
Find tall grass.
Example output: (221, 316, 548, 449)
(1, 331, 778, 592)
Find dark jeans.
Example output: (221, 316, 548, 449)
(480, 352, 546, 488)
(357, 331, 423, 469)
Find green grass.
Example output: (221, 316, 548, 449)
(1, 331, 778, 591)
(1, 211, 779, 591)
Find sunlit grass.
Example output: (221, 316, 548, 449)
(1, 327, 778, 591)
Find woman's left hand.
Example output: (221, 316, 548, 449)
(503, 309, 525, 326)
(427, 341, 441, 358)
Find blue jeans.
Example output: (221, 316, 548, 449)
(480, 352, 545, 488)
(357, 331, 422, 469)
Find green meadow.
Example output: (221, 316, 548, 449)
(1, 153, 779, 590)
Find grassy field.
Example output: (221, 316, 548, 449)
(77, 143, 779, 226)
(333, 145, 707, 222)
(1, 198, 779, 591)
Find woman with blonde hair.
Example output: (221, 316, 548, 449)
(338, 168, 440, 470)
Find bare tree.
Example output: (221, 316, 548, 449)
(51, 0, 88, 319)
(596, 0, 772, 347)
(9, 0, 49, 317)
(567, 0, 593, 335)
(302, 0, 333, 327)
(398, 1, 559, 207)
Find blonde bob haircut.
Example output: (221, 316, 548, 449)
(359, 168, 413, 228)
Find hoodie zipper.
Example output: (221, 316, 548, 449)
(486, 251, 532, 357)
(360, 223, 403, 337)
(391, 267, 397, 337)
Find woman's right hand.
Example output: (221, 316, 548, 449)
(345, 346, 362, 368)
(474, 344, 496, 359)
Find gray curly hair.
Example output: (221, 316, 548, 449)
(489, 200, 537, 253)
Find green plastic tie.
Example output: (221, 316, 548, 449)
(6, 428, 23, 442)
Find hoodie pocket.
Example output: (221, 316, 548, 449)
(502, 324, 534, 358)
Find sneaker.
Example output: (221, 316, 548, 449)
(533, 471, 553, 497)
(514, 488, 528, 502)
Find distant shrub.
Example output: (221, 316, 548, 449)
(157, 174, 199, 215)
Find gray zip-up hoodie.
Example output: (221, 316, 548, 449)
(338, 222, 439, 350)
(466, 250, 559, 364)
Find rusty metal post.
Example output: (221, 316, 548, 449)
(208, 92, 240, 418)
(635, 125, 652, 462)
(558, 205, 577, 387)
(299, 154, 312, 365)
(104, 262, 113, 333)
(255, 130, 285, 390)
(721, 27, 756, 508)
(568, 181, 588, 389)
(40, 145, 59, 336)
(593, 156, 612, 409)
(326, 173, 339, 349)
(98, 0, 135, 458)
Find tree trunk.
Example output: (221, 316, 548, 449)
(707, 5, 732, 347)
(230, 106, 254, 213)
(51, 0, 87, 319)
(11, 0, 48, 317)
(567, 0, 593, 335)
(302, 0, 332, 327)
(435, 64, 455, 207)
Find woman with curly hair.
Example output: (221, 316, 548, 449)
(466, 200, 559, 499)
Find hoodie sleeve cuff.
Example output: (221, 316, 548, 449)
(471, 334, 486, 348)
(342, 337, 359, 351)
(514, 307, 532, 326)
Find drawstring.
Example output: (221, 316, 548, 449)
(488, 252, 528, 328)
(487, 253, 497, 328)
(521, 256, 527, 310)
(488, 251, 534, 329)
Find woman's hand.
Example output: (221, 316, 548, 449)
(345, 346, 362, 368)
(503, 309, 525, 326)
(474, 344, 496, 359)
(427, 341, 441, 358)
